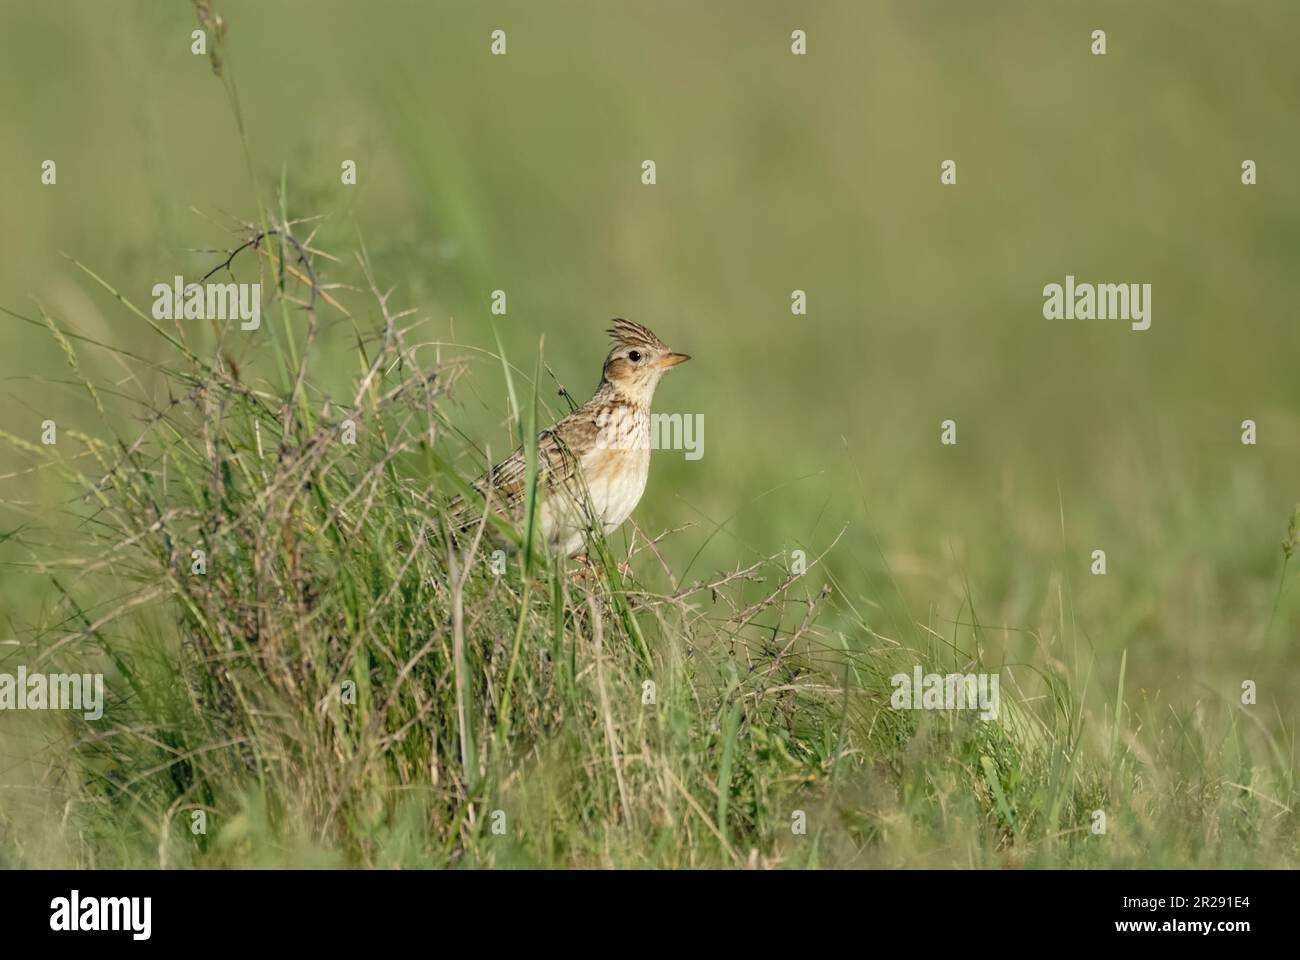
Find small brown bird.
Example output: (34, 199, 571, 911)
(448, 319, 690, 558)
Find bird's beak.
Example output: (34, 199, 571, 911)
(657, 352, 691, 369)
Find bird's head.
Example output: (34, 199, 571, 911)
(599, 319, 690, 405)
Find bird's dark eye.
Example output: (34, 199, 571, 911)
(628, 350, 641, 362)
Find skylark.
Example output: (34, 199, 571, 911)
(448, 319, 690, 559)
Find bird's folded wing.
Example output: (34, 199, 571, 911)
(445, 428, 584, 532)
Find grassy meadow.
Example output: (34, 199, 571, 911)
(1, 1, 1299, 868)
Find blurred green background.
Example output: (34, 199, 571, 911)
(2, 0, 1298, 738)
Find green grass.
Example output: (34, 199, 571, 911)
(1, 233, 1295, 867)
(1, 0, 1299, 869)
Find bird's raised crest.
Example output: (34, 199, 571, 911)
(607, 318, 667, 351)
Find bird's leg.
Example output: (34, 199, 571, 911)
(571, 553, 594, 582)
(568, 554, 632, 581)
